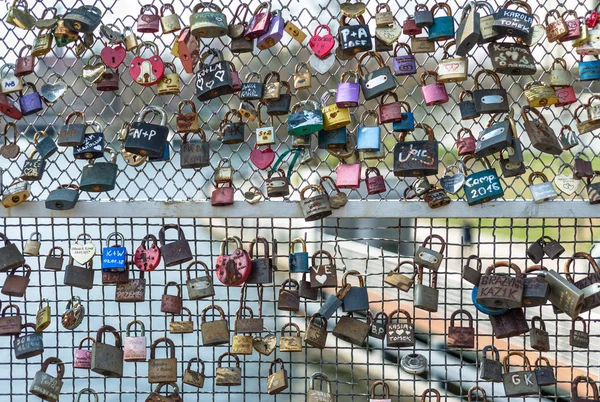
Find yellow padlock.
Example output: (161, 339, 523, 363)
(321, 90, 351, 131)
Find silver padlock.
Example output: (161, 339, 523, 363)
(528, 172, 558, 203)
(414, 266, 438, 312)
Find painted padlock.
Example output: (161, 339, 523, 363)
(215, 236, 252, 286)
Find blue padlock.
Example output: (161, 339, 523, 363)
(318, 284, 351, 319)
(148, 141, 170, 162)
(428, 3, 455, 41)
(318, 127, 347, 150)
(341, 270, 369, 312)
(471, 286, 508, 316)
(392, 101, 415, 132)
(33, 130, 58, 160)
(289, 238, 309, 273)
(579, 55, 600, 81)
(356, 110, 381, 151)
(463, 156, 504, 205)
(102, 232, 127, 272)
(18, 82, 43, 116)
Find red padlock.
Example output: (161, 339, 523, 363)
(0, 94, 22, 120)
(211, 183, 235, 206)
(137, 4, 160, 33)
(129, 41, 164, 87)
(309, 24, 335, 58)
(100, 44, 126, 69)
(555, 86, 577, 106)
(215, 236, 252, 286)
(366, 167, 387, 195)
(420, 70, 448, 106)
(403, 16, 423, 36)
(15, 45, 35, 77)
(378, 92, 403, 123)
(134, 234, 162, 271)
(587, 11, 598, 28)
(244, 2, 272, 40)
(456, 128, 476, 155)
(177, 27, 199, 74)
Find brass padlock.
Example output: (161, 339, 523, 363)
(232, 306, 254, 355)
(24, 231, 42, 255)
(385, 260, 418, 291)
(183, 357, 206, 388)
(294, 62, 312, 90)
(280, 322, 302, 352)
(267, 358, 288, 394)
(523, 81, 558, 107)
(169, 307, 194, 334)
(148, 337, 177, 383)
(160, 4, 181, 34)
(414, 266, 439, 312)
(35, 299, 50, 332)
(201, 304, 230, 346)
(216, 352, 242, 386)
(437, 40, 468, 83)
(307, 372, 334, 402)
(237, 284, 264, 332)
(305, 313, 328, 349)
(176, 100, 199, 133)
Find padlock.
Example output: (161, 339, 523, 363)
(550, 58, 572, 87)
(21, 149, 46, 181)
(91, 325, 123, 378)
(473, 69, 509, 114)
(61, 296, 85, 330)
(81, 55, 107, 86)
(570, 317, 590, 348)
(220, 110, 245, 144)
(180, 131, 210, 169)
(246, 237, 272, 284)
(544, 269, 585, 319)
(502, 352, 538, 396)
(480, 345, 503, 382)
(447, 309, 475, 348)
(63, 5, 101, 33)
(386, 309, 415, 347)
(63, 255, 94, 289)
(458, 91, 479, 121)
(1, 122, 20, 159)
(146, 383, 181, 402)
(0, 304, 22, 335)
(545, 9, 568, 42)
(176, 27, 199, 74)
(493, 0, 534, 38)
(414, 266, 439, 312)
(368, 380, 391, 402)
(462, 155, 504, 205)
(30, 357, 64, 402)
(257, 10, 284, 50)
(305, 313, 328, 349)
(183, 358, 206, 388)
(134, 234, 162, 272)
(420, 70, 448, 106)
(293, 62, 312, 90)
(32, 27, 53, 57)
(215, 236, 252, 286)
(414, 235, 446, 271)
(574, 152, 594, 178)
(288, 100, 324, 136)
(55, 16, 80, 41)
(33, 131, 58, 162)
(572, 376, 599, 402)
(339, 270, 368, 312)
(455, 1, 480, 56)
(0, 91, 22, 120)
(101, 232, 127, 272)
(336, 70, 360, 107)
(420, 389, 441, 402)
(384, 260, 417, 291)
(289, 238, 309, 273)
(333, 312, 370, 346)
(455, 129, 476, 159)
(185, 260, 215, 300)
(574, 16, 591, 48)
(475, 113, 514, 157)
(266, 358, 288, 394)
(18, 82, 42, 116)
(277, 279, 300, 311)
(79, 147, 118, 193)
(554, 163, 581, 195)
(521, 265, 549, 306)
(201, 304, 230, 346)
(413, 4, 433, 27)
(355, 112, 380, 152)
(318, 284, 351, 319)
(159, 224, 192, 267)
(437, 41, 468, 83)
(367, 311, 387, 341)
(148, 337, 177, 383)
(115, 267, 146, 302)
(358, 51, 396, 100)
(190, 2, 227, 37)
(534, 357, 556, 386)
(318, 127, 348, 152)
(587, 173, 600, 204)
(467, 386, 487, 402)
(403, 14, 422, 35)
(160, 4, 180, 34)
(129, 41, 164, 87)
(580, 54, 600, 80)
(428, 2, 454, 41)
(338, 14, 372, 54)
(476, 260, 523, 308)
(307, 373, 334, 402)
(7, 0, 36, 30)
(300, 185, 333, 222)
(137, 4, 160, 33)
(241, 72, 264, 100)
(15, 45, 34, 77)
(14, 323, 43, 359)
(157, 62, 180, 95)
(560, 10, 581, 41)
(0, 64, 23, 94)
(215, 158, 234, 184)
(22, 231, 41, 256)
(170, 307, 194, 334)
(393, 123, 439, 177)
(280, 322, 303, 352)
(559, 124, 579, 150)
(76, 389, 99, 402)
(73, 121, 105, 160)
(124, 320, 147, 362)
(74, 336, 95, 369)
(392, 101, 415, 132)
(232, 324, 252, 356)
(195, 48, 234, 100)
(523, 81, 558, 108)
(490, 307, 529, 338)
(2, 179, 31, 207)
(266, 169, 290, 198)
(161, 282, 183, 314)
(127, 106, 168, 157)
(476, 1, 503, 43)
(364, 167, 386, 195)
(529, 316, 550, 351)
(321, 90, 351, 131)
(488, 41, 536, 75)
(58, 111, 86, 146)
(527, 172, 558, 203)
(216, 352, 242, 386)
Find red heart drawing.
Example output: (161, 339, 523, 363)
(101, 45, 127, 69)
(250, 146, 275, 170)
(309, 24, 335, 58)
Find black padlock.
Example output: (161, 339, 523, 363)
(44, 246, 64, 271)
(414, 4, 434, 27)
(21, 150, 46, 181)
(529, 316, 549, 352)
(266, 81, 292, 116)
(526, 239, 545, 263)
(196, 48, 233, 101)
(370, 312, 388, 340)
(240, 72, 263, 100)
(247, 236, 273, 284)
(126, 106, 168, 158)
(480, 345, 503, 382)
(539, 236, 565, 259)
(534, 357, 556, 386)
(0, 233, 25, 272)
(58, 111, 86, 147)
(522, 265, 549, 307)
(45, 184, 79, 210)
(473, 69, 509, 115)
(159, 224, 193, 267)
(73, 121, 105, 160)
(220, 110, 245, 144)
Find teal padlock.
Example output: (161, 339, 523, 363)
(428, 3, 455, 41)
(289, 238, 309, 273)
(579, 55, 600, 81)
(462, 155, 504, 205)
(288, 100, 323, 136)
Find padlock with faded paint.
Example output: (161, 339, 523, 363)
(278, 279, 300, 311)
(201, 304, 230, 346)
(414, 234, 445, 271)
(74, 336, 95, 369)
(521, 265, 549, 306)
(289, 238, 309, 273)
(321, 90, 351, 131)
(480, 345, 503, 382)
(414, 266, 439, 312)
(564, 251, 600, 313)
(280, 322, 303, 352)
(447, 309, 475, 348)
(159, 224, 192, 267)
(455, 1, 480, 56)
(490, 307, 529, 338)
(534, 357, 556, 386)
(0, 304, 23, 336)
(529, 316, 549, 351)
(124, 320, 147, 362)
(79, 148, 119, 193)
(387, 309, 414, 347)
(300, 185, 332, 222)
(61, 296, 85, 330)
(333, 312, 371, 346)
(305, 313, 328, 349)
(29, 357, 64, 402)
(170, 307, 194, 334)
(288, 100, 324, 136)
(14, 323, 43, 360)
(572, 376, 599, 402)
(186, 260, 215, 300)
(183, 358, 206, 388)
(420, 70, 448, 106)
(216, 352, 242, 386)
(570, 316, 590, 348)
(215, 236, 252, 286)
(528, 172, 558, 203)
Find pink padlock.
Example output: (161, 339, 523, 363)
(336, 163, 362, 189)
(212, 183, 235, 206)
(456, 128, 476, 155)
(379, 92, 403, 123)
(555, 86, 577, 106)
(137, 4, 160, 33)
(244, 2, 272, 40)
(124, 320, 147, 362)
(420, 70, 448, 106)
(366, 167, 386, 195)
(74, 336, 95, 369)
(560, 11, 581, 41)
(227, 62, 242, 93)
(336, 71, 360, 108)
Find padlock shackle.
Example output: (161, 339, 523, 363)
(340, 70, 358, 83)
(309, 372, 331, 392)
(263, 71, 281, 85)
(2, 303, 19, 316)
(40, 357, 65, 381)
(160, 3, 176, 15)
(8, 263, 31, 277)
(158, 224, 186, 246)
(431, 2, 452, 16)
(421, 234, 446, 254)
(485, 260, 522, 276)
(393, 42, 412, 57)
(289, 237, 307, 253)
(399, 123, 435, 143)
(95, 324, 122, 349)
(269, 358, 285, 375)
(417, 265, 437, 287)
(17, 322, 36, 337)
(419, 70, 438, 86)
(365, 166, 382, 180)
(372, 311, 388, 325)
(357, 51, 386, 78)
(461, 154, 492, 174)
(187, 357, 205, 373)
(450, 308, 473, 327)
(311, 249, 334, 267)
(201, 304, 226, 323)
(218, 351, 241, 367)
(528, 171, 549, 185)
(545, 9, 563, 24)
(341, 269, 365, 287)
(234, 305, 255, 323)
(442, 40, 457, 58)
(389, 308, 412, 324)
(564, 251, 600, 282)
(502, 351, 531, 372)
(150, 336, 175, 359)
(392, 260, 419, 277)
(572, 376, 599, 399)
(280, 278, 299, 291)
(163, 281, 181, 297)
(126, 319, 145, 336)
(186, 260, 210, 281)
(370, 380, 390, 399)
(521, 105, 548, 126)
(530, 315, 546, 330)
(76, 388, 99, 402)
(467, 386, 487, 402)
(421, 388, 441, 402)
(572, 316, 587, 331)
(502, 0, 532, 13)
(153, 382, 180, 395)
(177, 99, 197, 114)
(280, 322, 301, 337)
(535, 356, 552, 368)
(78, 335, 96, 349)
(309, 312, 327, 328)
(171, 306, 193, 322)
(473, 69, 502, 90)
(459, 90, 473, 102)
(482, 344, 500, 361)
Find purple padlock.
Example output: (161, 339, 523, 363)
(420, 70, 448, 106)
(18, 82, 43, 116)
(336, 70, 360, 108)
(257, 10, 284, 50)
(393, 43, 417, 76)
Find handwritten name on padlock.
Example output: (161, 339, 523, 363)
(131, 127, 158, 141)
(478, 276, 522, 301)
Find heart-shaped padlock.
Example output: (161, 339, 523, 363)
(375, 23, 402, 46)
(40, 73, 67, 104)
(101, 45, 126, 69)
(250, 146, 275, 170)
(1, 122, 20, 159)
(439, 164, 465, 194)
(253, 334, 276, 356)
(70, 233, 96, 265)
(82, 55, 106, 85)
(309, 53, 335, 74)
(340, 1, 367, 18)
(215, 236, 252, 286)
(134, 234, 162, 271)
(309, 24, 335, 58)
(129, 41, 165, 87)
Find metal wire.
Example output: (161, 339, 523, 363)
(0, 217, 599, 401)
(1, 0, 598, 206)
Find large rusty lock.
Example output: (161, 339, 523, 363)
(502, 351, 538, 397)
(385, 260, 418, 292)
(201, 304, 230, 346)
(305, 313, 328, 349)
(124, 320, 147, 362)
(489, 308, 529, 339)
(341, 270, 369, 312)
(447, 309, 475, 348)
(29, 357, 64, 402)
(159, 224, 192, 267)
(216, 352, 242, 386)
(148, 337, 177, 383)
(74, 336, 95, 369)
(278, 279, 300, 312)
(414, 234, 446, 271)
(14, 322, 43, 360)
(0, 303, 23, 336)
(480, 345, 502, 382)
(134, 234, 162, 272)
(161, 282, 182, 314)
(280, 322, 303, 352)
(247, 236, 273, 284)
(572, 376, 599, 402)
(2, 263, 31, 297)
(186, 260, 215, 300)
(333, 312, 371, 346)
(529, 316, 549, 352)
(387, 309, 414, 347)
(91, 325, 124, 378)
(476, 260, 524, 309)
(215, 236, 252, 286)
(183, 357, 206, 388)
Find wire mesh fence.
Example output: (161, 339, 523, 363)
(1, 0, 599, 205)
(0, 217, 599, 401)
